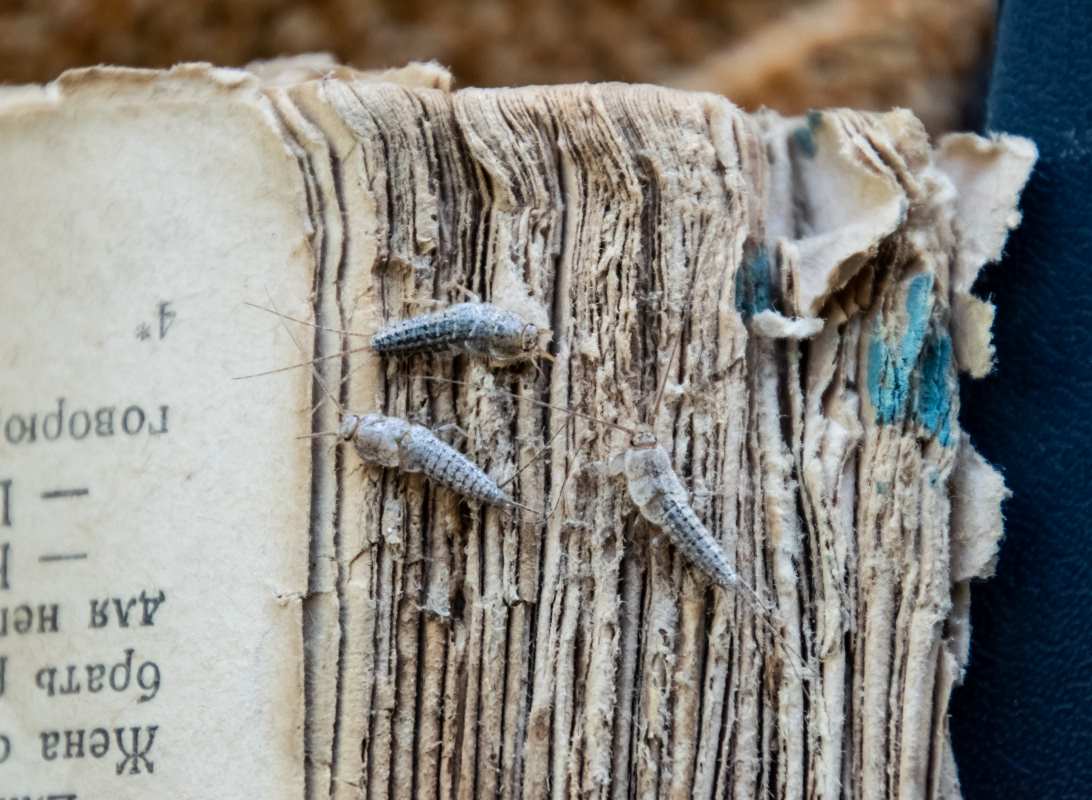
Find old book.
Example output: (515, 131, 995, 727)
(0, 61, 1034, 799)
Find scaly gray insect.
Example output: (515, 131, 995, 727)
(241, 296, 553, 516)
(611, 323, 759, 602)
(371, 302, 549, 365)
(334, 412, 539, 514)
(605, 427, 768, 607)
(602, 324, 764, 604)
(239, 299, 551, 380)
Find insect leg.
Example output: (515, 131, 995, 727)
(430, 422, 469, 445)
(450, 284, 482, 303)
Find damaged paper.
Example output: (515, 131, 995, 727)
(0, 60, 1035, 800)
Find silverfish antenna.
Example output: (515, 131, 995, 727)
(497, 414, 575, 490)
(419, 376, 639, 436)
(243, 301, 370, 338)
(649, 292, 697, 425)
(233, 345, 371, 381)
(649, 317, 684, 424)
(259, 290, 345, 418)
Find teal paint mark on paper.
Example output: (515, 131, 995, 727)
(900, 273, 933, 365)
(914, 330, 954, 446)
(791, 126, 817, 158)
(791, 110, 823, 158)
(735, 244, 773, 318)
(866, 333, 895, 420)
(867, 272, 946, 424)
(866, 272, 955, 445)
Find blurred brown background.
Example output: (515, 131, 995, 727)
(0, 0, 994, 133)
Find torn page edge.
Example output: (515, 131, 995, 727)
(751, 309, 824, 339)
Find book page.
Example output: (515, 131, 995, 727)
(0, 60, 1035, 800)
(0, 67, 312, 799)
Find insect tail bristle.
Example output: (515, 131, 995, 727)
(498, 414, 574, 491)
(724, 576, 815, 682)
(509, 500, 543, 516)
(749, 599, 817, 684)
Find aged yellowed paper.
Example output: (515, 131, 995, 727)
(0, 67, 312, 799)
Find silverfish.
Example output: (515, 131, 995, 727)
(336, 412, 538, 514)
(606, 427, 765, 606)
(371, 302, 547, 365)
(242, 296, 544, 515)
(238, 300, 551, 381)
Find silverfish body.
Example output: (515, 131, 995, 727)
(610, 430, 742, 591)
(370, 303, 541, 364)
(610, 429, 803, 670)
(339, 412, 516, 509)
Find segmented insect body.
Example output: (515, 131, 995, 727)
(609, 429, 746, 593)
(339, 412, 520, 511)
(371, 303, 541, 364)
(242, 299, 540, 513)
(420, 376, 753, 597)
